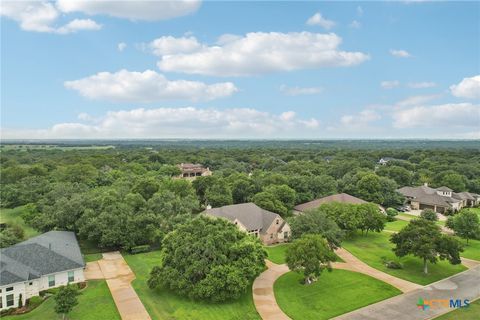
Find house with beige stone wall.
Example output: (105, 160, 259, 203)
(205, 203, 290, 245)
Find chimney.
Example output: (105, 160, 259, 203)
(48, 243, 52, 250)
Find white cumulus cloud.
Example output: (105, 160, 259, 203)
(56, 0, 201, 21)
(450, 75, 480, 99)
(390, 49, 412, 58)
(381, 80, 400, 89)
(0, 107, 321, 139)
(64, 70, 238, 102)
(393, 103, 480, 128)
(155, 32, 369, 76)
(150, 36, 202, 55)
(306, 12, 336, 29)
(0, 1, 101, 34)
(341, 110, 381, 126)
(117, 42, 127, 52)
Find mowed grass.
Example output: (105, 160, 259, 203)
(123, 251, 260, 320)
(458, 238, 480, 261)
(274, 270, 401, 320)
(384, 219, 409, 232)
(265, 244, 290, 264)
(3, 280, 119, 320)
(342, 232, 466, 285)
(0, 206, 39, 239)
(83, 253, 103, 262)
(435, 299, 480, 320)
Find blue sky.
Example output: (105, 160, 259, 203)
(1, 1, 479, 139)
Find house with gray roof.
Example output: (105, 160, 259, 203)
(397, 183, 479, 214)
(0, 231, 85, 310)
(205, 203, 290, 245)
(293, 193, 384, 215)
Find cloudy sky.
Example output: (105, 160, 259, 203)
(1, 0, 479, 139)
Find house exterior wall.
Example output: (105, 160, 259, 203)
(260, 217, 290, 245)
(277, 223, 291, 242)
(0, 268, 84, 311)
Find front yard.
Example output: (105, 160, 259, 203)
(264, 244, 290, 264)
(123, 251, 260, 320)
(274, 269, 401, 320)
(2, 280, 119, 320)
(435, 299, 480, 320)
(342, 232, 466, 285)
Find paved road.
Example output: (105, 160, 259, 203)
(252, 260, 291, 320)
(85, 252, 151, 320)
(333, 248, 422, 293)
(333, 265, 480, 320)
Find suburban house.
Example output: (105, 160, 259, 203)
(205, 203, 290, 245)
(177, 163, 212, 180)
(0, 231, 85, 311)
(397, 184, 479, 214)
(293, 193, 380, 214)
(378, 157, 395, 165)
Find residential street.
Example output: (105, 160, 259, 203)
(333, 265, 480, 320)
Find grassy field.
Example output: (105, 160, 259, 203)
(3, 280, 119, 320)
(123, 251, 260, 320)
(274, 269, 401, 320)
(0, 206, 39, 239)
(435, 299, 480, 320)
(384, 219, 409, 232)
(342, 232, 466, 285)
(265, 244, 290, 264)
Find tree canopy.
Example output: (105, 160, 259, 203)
(147, 216, 266, 302)
(390, 219, 463, 274)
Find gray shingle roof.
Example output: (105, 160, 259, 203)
(294, 193, 368, 212)
(397, 185, 461, 208)
(437, 186, 453, 192)
(205, 203, 280, 234)
(0, 231, 84, 286)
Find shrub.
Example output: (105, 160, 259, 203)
(386, 208, 398, 222)
(130, 244, 150, 254)
(27, 296, 44, 310)
(385, 260, 403, 269)
(420, 209, 438, 221)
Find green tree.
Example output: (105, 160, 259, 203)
(264, 184, 296, 209)
(132, 178, 160, 200)
(440, 173, 466, 192)
(54, 284, 80, 320)
(205, 181, 233, 207)
(390, 219, 462, 274)
(420, 209, 438, 222)
(446, 210, 480, 244)
(286, 234, 336, 284)
(289, 210, 344, 249)
(148, 216, 266, 302)
(252, 191, 288, 216)
(317, 202, 359, 232)
(356, 203, 386, 235)
(0, 224, 25, 248)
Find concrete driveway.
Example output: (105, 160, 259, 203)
(333, 265, 480, 320)
(85, 252, 151, 320)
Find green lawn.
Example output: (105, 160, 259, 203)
(3, 280, 119, 320)
(0, 206, 39, 239)
(384, 219, 409, 232)
(434, 299, 480, 320)
(83, 253, 103, 262)
(265, 244, 290, 264)
(123, 251, 260, 320)
(274, 270, 401, 320)
(458, 238, 480, 261)
(342, 232, 466, 285)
